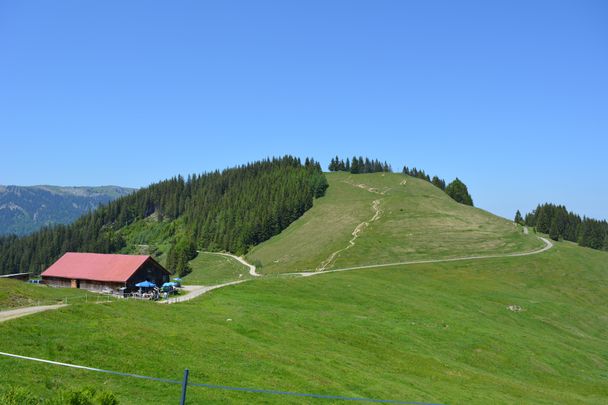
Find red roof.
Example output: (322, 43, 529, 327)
(41, 252, 157, 283)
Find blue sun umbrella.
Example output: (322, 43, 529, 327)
(135, 281, 156, 288)
(162, 282, 179, 288)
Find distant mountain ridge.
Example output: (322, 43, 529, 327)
(0, 185, 135, 236)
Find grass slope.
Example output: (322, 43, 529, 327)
(0, 242, 606, 404)
(183, 252, 251, 285)
(247, 172, 543, 274)
(0, 279, 88, 310)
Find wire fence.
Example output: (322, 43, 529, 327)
(0, 351, 446, 405)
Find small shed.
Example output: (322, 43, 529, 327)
(41, 252, 170, 293)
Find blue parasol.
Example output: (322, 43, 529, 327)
(135, 281, 156, 288)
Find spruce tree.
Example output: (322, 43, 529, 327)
(445, 178, 474, 206)
(564, 213, 581, 241)
(578, 219, 606, 250)
(535, 205, 552, 234)
(328, 157, 337, 171)
(350, 156, 360, 174)
(549, 217, 560, 241)
(362, 158, 369, 173)
(514, 210, 524, 225)
(524, 212, 535, 227)
(165, 244, 178, 274)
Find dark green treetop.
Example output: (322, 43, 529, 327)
(445, 178, 474, 206)
(514, 210, 524, 224)
(549, 217, 560, 241)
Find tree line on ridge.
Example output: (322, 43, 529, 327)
(328, 155, 474, 207)
(403, 165, 473, 206)
(328, 156, 392, 174)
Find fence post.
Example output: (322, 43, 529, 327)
(180, 368, 189, 405)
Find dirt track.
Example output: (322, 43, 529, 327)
(0, 304, 67, 323)
(159, 281, 246, 304)
(213, 252, 260, 277)
(198, 251, 260, 277)
(292, 237, 554, 277)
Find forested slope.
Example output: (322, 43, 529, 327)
(0, 157, 327, 275)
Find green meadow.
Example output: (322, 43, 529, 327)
(1, 172, 606, 404)
(0, 279, 88, 309)
(0, 242, 606, 404)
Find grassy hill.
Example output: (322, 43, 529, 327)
(247, 172, 543, 274)
(0, 171, 605, 404)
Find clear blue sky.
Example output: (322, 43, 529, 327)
(1, 1, 606, 220)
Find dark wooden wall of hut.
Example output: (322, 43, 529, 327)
(126, 260, 170, 288)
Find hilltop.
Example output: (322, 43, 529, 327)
(0, 185, 134, 236)
(247, 172, 543, 274)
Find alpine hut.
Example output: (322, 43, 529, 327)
(41, 252, 170, 293)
